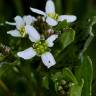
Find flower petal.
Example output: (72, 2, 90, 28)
(17, 47, 36, 60)
(23, 15, 36, 25)
(41, 52, 56, 68)
(14, 16, 25, 29)
(7, 30, 21, 37)
(58, 15, 77, 22)
(30, 7, 46, 16)
(46, 34, 58, 47)
(46, 17, 58, 26)
(25, 25, 40, 42)
(45, 0, 55, 14)
(5, 21, 16, 26)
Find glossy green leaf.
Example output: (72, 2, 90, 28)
(54, 28, 75, 58)
(63, 68, 77, 83)
(69, 79, 84, 96)
(75, 56, 93, 96)
(54, 20, 69, 31)
(79, 16, 96, 57)
(62, 68, 84, 96)
(58, 28, 75, 50)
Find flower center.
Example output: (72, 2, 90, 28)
(48, 13, 59, 20)
(19, 26, 26, 37)
(33, 40, 49, 55)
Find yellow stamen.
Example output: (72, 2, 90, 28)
(19, 26, 26, 37)
(48, 13, 59, 20)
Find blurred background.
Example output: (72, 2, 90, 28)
(0, 0, 96, 95)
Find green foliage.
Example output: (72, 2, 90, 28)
(79, 16, 96, 57)
(63, 68, 77, 83)
(58, 28, 75, 50)
(63, 68, 84, 96)
(69, 79, 84, 96)
(53, 21, 75, 60)
(75, 56, 93, 96)
(0, 0, 96, 96)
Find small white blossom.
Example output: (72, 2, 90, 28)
(17, 26, 58, 68)
(30, 0, 77, 26)
(6, 15, 36, 37)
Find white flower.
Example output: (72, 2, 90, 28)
(30, 0, 77, 26)
(17, 26, 58, 68)
(6, 15, 36, 37)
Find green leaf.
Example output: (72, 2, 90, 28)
(61, 28, 75, 49)
(0, 61, 18, 79)
(63, 68, 77, 83)
(54, 28, 75, 58)
(79, 16, 96, 57)
(42, 76, 49, 89)
(58, 28, 75, 50)
(51, 68, 77, 83)
(62, 69, 84, 96)
(75, 56, 93, 96)
(69, 79, 84, 96)
(54, 20, 69, 31)
(51, 71, 64, 82)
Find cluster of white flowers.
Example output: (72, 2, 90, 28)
(6, 0, 76, 68)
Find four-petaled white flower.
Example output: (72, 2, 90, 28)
(17, 25, 58, 68)
(6, 15, 36, 37)
(30, 0, 77, 26)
